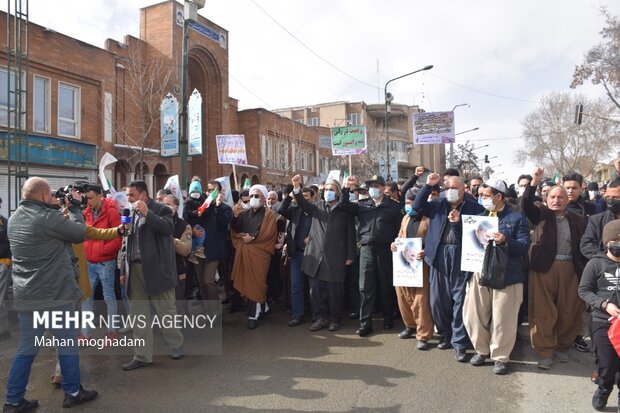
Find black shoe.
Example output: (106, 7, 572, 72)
(398, 327, 416, 339)
(309, 318, 329, 331)
(383, 321, 394, 330)
(62, 386, 98, 408)
(469, 353, 488, 366)
(122, 359, 152, 371)
(416, 340, 429, 351)
(328, 321, 341, 332)
(574, 335, 590, 353)
(454, 348, 468, 363)
(592, 388, 609, 411)
(3, 399, 38, 413)
(247, 319, 258, 329)
(356, 324, 373, 337)
(437, 336, 452, 350)
(493, 361, 508, 375)
(171, 347, 184, 360)
(288, 317, 304, 327)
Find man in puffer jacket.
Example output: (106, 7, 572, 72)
(579, 219, 620, 412)
(80, 185, 122, 341)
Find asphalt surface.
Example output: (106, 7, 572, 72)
(0, 303, 602, 413)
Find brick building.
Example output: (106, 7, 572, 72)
(0, 0, 336, 211)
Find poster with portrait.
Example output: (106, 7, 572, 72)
(460, 215, 498, 272)
(392, 238, 424, 287)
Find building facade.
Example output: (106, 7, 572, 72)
(0, 1, 336, 211)
(274, 101, 446, 182)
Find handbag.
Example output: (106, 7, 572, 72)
(608, 316, 620, 358)
(479, 241, 508, 289)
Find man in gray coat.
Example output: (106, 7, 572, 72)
(122, 181, 183, 371)
(291, 175, 356, 332)
(5, 177, 98, 411)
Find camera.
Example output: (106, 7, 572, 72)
(54, 181, 91, 207)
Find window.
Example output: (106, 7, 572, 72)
(300, 152, 307, 171)
(347, 112, 361, 126)
(308, 152, 315, 173)
(261, 135, 272, 168)
(0, 67, 24, 127)
(58, 82, 80, 138)
(308, 117, 319, 127)
(33, 75, 50, 133)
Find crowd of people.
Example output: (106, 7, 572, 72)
(2, 161, 620, 411)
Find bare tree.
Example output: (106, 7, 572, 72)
(452, 141, 481, 179)
(117, 42, 176, 178)
(261, 121, 312, 187)
(515, 92, 620, 177)
(571, 8, 620, 110)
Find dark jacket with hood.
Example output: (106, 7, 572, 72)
(578, 252, 620, 324)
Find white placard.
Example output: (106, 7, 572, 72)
(460, 215, 498, 272)
(392, 237, 424, 287)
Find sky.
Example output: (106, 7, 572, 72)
(4, 0, 620, 184)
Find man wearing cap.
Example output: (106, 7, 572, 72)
(231, 184, 278, 329)
(463, 178, 530, 375)
(521, 167, 588, 369)
(340, 175, 402, 336)
(413, 172, 485, 361)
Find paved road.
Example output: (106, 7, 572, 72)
(0, 304, 600, 413)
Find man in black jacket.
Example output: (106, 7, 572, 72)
(340, 175, 402, 336)
(564, 172, 602, 218)
(122, 181, 183, 371)
(581, 179, 620, 260)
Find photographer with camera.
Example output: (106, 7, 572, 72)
(4, 177, 98, 412)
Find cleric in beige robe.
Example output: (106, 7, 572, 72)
(231, 184, 277, 329)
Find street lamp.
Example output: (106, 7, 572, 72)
(384, 64, 433, 180)
(449, 104, 471, 168)
(180, 0, 205, 189)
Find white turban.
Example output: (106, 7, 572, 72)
(249, 184, 268, 199)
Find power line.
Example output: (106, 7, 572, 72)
(249, 0, 376, 89)
(229, 74, 274, 109)
(429, 73, 539, 104)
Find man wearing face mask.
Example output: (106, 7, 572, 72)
(521, 167, 587, 370)
(289, 176, 355, 332)
(231, 185, 277, 329)
(340, 175, 402, 336)
(413, 172, 485, 361)
(462, 178, 530, 375)
(469, 176, 484, 199)
(581, 179, 620, 260)
(578, 219, 620, 411)
(587, 182, 608, 212)
(390, 194, 434, 350)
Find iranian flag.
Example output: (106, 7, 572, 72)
(552, 171, 561, 185)
(198, 188, 219, 216)
(242, 178, 251, 190)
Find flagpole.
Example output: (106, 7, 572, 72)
(232, 164, 239, 191)
(348, 155, 352, 176)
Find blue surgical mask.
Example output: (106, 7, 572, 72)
(324, 190, 336, 202)
(369, 187, 382, 199)
(349, 192, 357, 202)
(404, 205, 416, 216)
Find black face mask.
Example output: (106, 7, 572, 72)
(609, 242, 620, 258)
(607, 198, 620, 214)
(471, 187, 479, 197)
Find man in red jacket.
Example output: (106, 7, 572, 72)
(79, 185, 122, 341)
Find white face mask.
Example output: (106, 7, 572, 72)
(250, 197, 262, 209)
(517, 186, 526, 197)
(481, 198, 496, 211)
(369, 187, 382, 199)
(349, 192, 357, 202)
(241, 202, 251, 210)
(358, 194, 369, 200)
(589, 191, 598, 199)
(190, 192, 201, 199)
(445, 189, 460, 203)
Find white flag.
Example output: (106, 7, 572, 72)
(164, 175, 184, 218)
(98, 152, 118, 192)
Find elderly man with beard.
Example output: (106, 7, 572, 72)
(521, 167, 588, 370)
(231, 185, 278, 329)
(412, 173, 485, 362)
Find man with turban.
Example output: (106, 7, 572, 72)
(231, 184, 278, 329)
